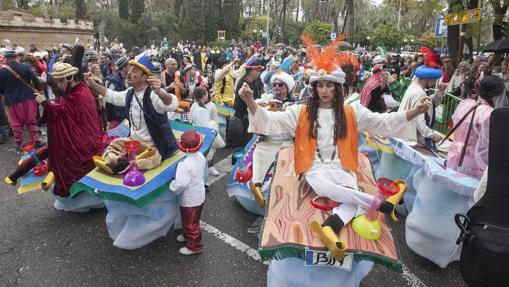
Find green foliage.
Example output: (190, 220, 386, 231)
(303, 21, 333, 44)
(351, 27, 370, 46)
(372, 24, 404, 50)
(16, 0, 29, 9)
(119, 0, 129, 20)
(75, 0, 86, 20)
(222, 0, 242, 39)
(204, 0, 222, 42)
(416, 31, 441, 48)
(100, 12, 178, 50)
(285, 21, 305, 45)
(178, 0, 205, 41)
(240, 16, 271, 41)
(207, 39, 230, 48)
(129, 0, 144, 24)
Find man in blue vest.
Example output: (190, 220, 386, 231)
(104, 56, 129, 128)
(85, 55, 179, 174)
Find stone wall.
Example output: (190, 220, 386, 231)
(0, 10, 95, 49)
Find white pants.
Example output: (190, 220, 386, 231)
(207, 120, 225, 162)
(304, 164, 375, 225)
(252, 141, 284, 184)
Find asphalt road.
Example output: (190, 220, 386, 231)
(0, 138, 467, 287)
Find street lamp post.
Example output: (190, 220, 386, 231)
(366, 36, 371, 50)
(253, 29, 258, 44)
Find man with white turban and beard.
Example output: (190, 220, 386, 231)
(248, 71, 296, 206)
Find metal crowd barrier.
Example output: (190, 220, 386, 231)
(434, 92, 462, 134)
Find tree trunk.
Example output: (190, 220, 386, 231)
(99, 19, 106, 48)
(295, 0, 300, 22)
(282, 0, 288, 42)
(341, 11, 348, 35)
(119, 0, 129, 20)
(129, 0, 144, 24)
(348, 0, 354, 42)
(447, 0, 463, 66)
(491, 3, 509, 40)
(465, 0, 478, 54)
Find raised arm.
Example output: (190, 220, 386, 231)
(354, 97, 431, 139)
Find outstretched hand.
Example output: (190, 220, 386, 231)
(239, 82, 254, 103)
(147, 76, 162, 94)
(415, 96, 431, 114)
(405, 96, 432, 121)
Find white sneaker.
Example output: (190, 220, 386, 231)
(176, 234, 186, 243)
(209, 167, 220, 176)
(179, 246, 203, 255)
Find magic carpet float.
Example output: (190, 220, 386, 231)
(226, 136, 274, 216)
(258, 147, 403, 269)
(70, 120, 215, 249)
(7, 120, 215, 249)
(259, 147, 404, 286)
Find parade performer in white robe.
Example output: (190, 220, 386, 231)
(398, 47, 446, 144)
(249, 71, 297, 207)
(238, 34, 432, 260)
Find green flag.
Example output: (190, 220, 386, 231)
(377, 46, 387, 56)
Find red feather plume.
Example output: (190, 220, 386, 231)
(301, 33, 357, 73)
(420, 46, 441, 69)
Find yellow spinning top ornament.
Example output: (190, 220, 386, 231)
(352, 178, 407, 240)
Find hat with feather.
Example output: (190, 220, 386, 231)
(415, 47, 443, 79)
(301, 33, 358, 85)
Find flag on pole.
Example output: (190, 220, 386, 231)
(377, 46, 387, 56)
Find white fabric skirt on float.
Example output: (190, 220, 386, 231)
(104, 190, 182, 250)
(54, 192, 105, 212)
(267, 258, 374, 287)
(405, 164, 477, 268)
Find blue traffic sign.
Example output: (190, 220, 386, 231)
(435, 16, 448, 37)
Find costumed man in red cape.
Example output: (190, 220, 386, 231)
(37, 62, 108, 211)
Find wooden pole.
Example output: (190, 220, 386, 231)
(458, 24, 465, 63)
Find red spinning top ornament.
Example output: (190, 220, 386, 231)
(235, 164, 253, 183)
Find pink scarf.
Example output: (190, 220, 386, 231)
(360, 72, 382, 107)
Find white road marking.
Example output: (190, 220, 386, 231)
(200, 220, 261, 262)
(206, 155, 232, 186)
(402, 264, 427, 287)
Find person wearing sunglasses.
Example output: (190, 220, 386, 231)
(249, 71, 296, 204)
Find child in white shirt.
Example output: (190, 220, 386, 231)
(190, 87, 225, 176)
(170, 130, 207, 255)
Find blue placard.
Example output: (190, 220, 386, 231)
(435, 17, 448, 37)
